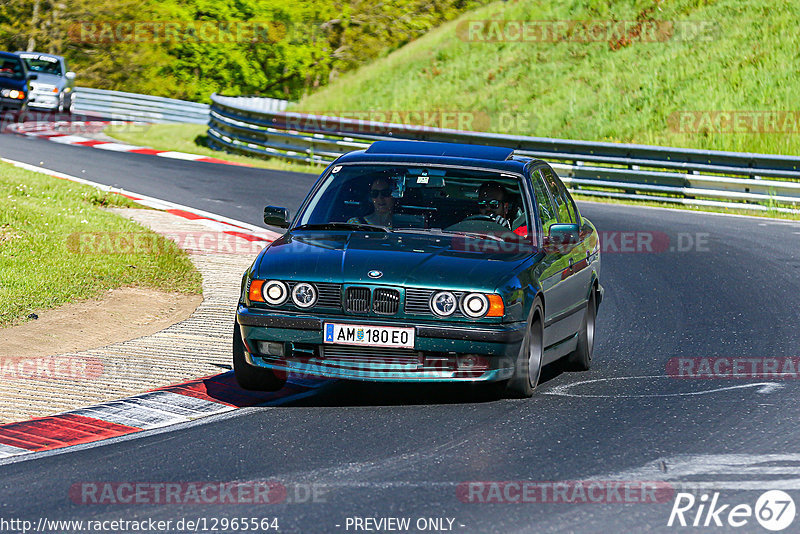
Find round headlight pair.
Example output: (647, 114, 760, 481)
(262, 280, 316, 308)
(429, 291, 492, 318)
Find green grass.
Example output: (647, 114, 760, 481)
(0, 163, 202, 327)
(105, 123, 327, 174)
(294, 0, 800, 156)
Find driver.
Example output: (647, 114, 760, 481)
(348, 176, 395, 227)
(476, 182, 512, 229)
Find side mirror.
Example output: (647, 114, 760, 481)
(27, 73, 37, 80)
(264, 206, 290, 228)
(545, 223, 580, 253)
(65, 71, 76, 81)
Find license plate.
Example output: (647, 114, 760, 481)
(323, 323, 415, 349)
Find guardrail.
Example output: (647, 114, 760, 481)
(74, 87, 210, 123)
(207, 94, 800, 214)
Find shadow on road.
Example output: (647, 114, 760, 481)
(276, 362, 567, 407)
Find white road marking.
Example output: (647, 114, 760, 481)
(602, 454, 800, 490)
(0, 443, 32, 458)
(543, 375, 785, 398)
(94, 142, 146, 152)
(156, 151, 205, 161)
(48, 135, 92, 144)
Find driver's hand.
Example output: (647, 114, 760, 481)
(491, 215, 511, 229)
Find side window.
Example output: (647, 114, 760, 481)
(543, 168, 574, 223)
(532, 169, 558, 235)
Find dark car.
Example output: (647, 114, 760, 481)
(234, 140, 603, 398)
(16, 52, 75, 113)
(0, 52, 35, 112)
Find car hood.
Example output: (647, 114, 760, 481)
(0, 77, 26, 90)
(255, 231, 536, 291)
(31, 73, 64, 88)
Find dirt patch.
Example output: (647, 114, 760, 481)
(0, 287, 202, 359)
(0, 224, 21, 246)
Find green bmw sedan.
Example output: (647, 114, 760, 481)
(234, 140, 603, 398)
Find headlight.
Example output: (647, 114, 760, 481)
(291, 282, 317, 308)
(9, 90, 20, 99)
(0, 89, 8, 97)
(430, 291, 457, 317)
(461, 293, 489, 318)
(263, 280, 289, 306)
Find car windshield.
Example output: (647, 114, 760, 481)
(0, 57, 24, 79)
(19, 55, 62, 76)
(296, 164, 532, 243)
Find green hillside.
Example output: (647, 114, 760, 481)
(294, 0, 800, 155)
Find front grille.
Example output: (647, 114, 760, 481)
(321, 345, 421, 369)
(286, 281, 341, 309)
(345, 286, 371, 313)
(373, 288, 400, 315)
(315, 282, 342, 308)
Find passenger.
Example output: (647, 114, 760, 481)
(348, 177, 395, 227)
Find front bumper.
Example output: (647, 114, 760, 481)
(237, 305, 527, 382)
(28, 91, 60, 110)
(0, 97, 25, 110)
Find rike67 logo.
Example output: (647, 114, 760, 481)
(668, 491, 796, 531)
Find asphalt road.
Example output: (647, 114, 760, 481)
(2, 133, 800, 533)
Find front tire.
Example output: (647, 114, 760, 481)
(233, 322, 286, 391)
(505, 306, 544, 398)
(563, 290, 596, 371)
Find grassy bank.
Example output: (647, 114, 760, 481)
(0, 163, 202, 327)
(294, 0, 800, 156)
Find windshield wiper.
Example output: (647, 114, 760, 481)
(392, 228, 509, 243)
(292, 222, 391, 233)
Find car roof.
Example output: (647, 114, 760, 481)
(0, 51, 21, 59)
(336, 140, 540, 174)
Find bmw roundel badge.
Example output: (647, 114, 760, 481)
(368, 270, 383, 279)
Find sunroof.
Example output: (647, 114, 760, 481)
(365, 140, 514, 161)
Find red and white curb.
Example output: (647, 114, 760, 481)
(0, 158, 291, 460)
(0, 373, 325, 459)
(4, 120, 251, 167)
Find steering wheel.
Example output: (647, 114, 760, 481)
(463, 215, 498, 222)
